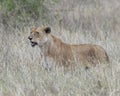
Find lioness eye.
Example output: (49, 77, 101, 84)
(35, 32, 39, 35)
(36, 32, 39, 34)
(34, 32, 39, 36)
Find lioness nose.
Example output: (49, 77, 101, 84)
(28, 36, 32, 40)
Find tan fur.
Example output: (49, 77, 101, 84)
(28, 26, 109, 70)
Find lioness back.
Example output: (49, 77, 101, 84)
(71, 44, 109, 65)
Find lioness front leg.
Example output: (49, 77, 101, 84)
(43, 56, 53, 71)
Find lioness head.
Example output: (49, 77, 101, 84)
(28, 26, 51, 47)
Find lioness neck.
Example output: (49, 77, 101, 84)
(39, 35, 63, 57)
(47, 35, 63, 57)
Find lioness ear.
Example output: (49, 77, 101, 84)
(44, 27, 51, 34)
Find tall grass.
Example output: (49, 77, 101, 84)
(0, 0, 120, 96)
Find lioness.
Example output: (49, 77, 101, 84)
(28, 26, 109, 70)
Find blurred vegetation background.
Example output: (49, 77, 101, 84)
(0, 0, 50, 26)
(0, 0, 120, 40)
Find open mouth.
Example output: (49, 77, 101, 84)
(31, 41, 38, 47)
